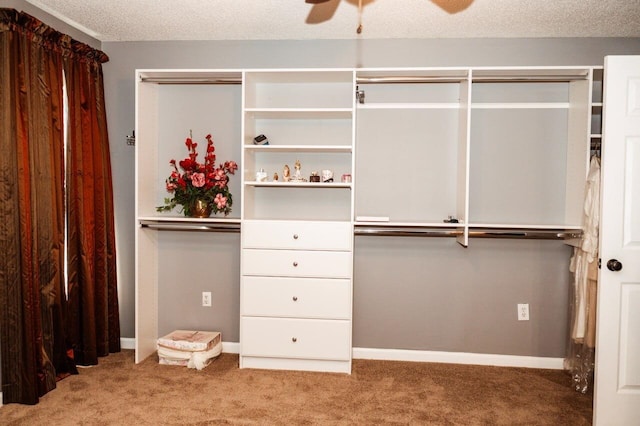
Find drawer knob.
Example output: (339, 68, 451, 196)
(293, 234, 299, 240)
(292, 337, 297, 343)
(292, 296, 298, 302)
(293, 261, 298, 267)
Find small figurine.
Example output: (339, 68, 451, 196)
(273, 172, 279, 181)
(292, 160, 307, 182)
(294, 160, 302, 180)
(283, 165, 291, 182)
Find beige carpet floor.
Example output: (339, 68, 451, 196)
(0, 350, 592, 425)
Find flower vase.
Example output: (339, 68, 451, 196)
(189, 199, 213, 218)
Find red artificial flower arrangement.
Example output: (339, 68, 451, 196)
(156, 131, 238, 217)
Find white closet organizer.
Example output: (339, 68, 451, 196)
(135, 70, 243, 363)
(240, 70, 355, 373)
(354, 67, 599, 247)
(135, 66, 600, 370)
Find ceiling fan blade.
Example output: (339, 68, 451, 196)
(430, 0, 474, 14)
(306, 0, 341, 24)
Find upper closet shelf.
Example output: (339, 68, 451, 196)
(245, 181, 352, 189)
(357, 103, 461, 110)
(471, 102, 571, 109)
(471, 67, 591, 81)
(244, 108, 352, 118)
(244, 145, 352, 153)
(138, 70, 243, 84)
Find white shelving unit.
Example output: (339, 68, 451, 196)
(354, 66, 595, 246)
(239, 69, 355, 373)
(134, 65, 601, 368)
(134, 69, 243, 363)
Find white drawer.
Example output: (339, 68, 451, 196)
(243, 249, 352, 278)
(241, 317, 351, 360)
(242, 276, 351, 319)
(242, 220, 352, 251)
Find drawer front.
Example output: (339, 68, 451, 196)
(242, 276, 351, 319)
(241, 317, 351, 360)
(242, 220, 352, 251)
(243, 249, 352, 278)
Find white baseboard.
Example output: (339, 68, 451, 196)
(120, 337, 135, 350)
(352, 347, 564, 369)
(119, 338, 562, 369)
(221, 341, 240, 354)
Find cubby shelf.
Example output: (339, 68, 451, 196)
(244, 145, 352, 153)
(245, 181, 352, 188)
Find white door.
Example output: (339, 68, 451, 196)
(594, 55, 640, 425)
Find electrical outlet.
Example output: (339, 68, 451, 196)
(517, 303, 529, 321)
(202, 291, 212, 307)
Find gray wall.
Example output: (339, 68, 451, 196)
(102, 37, 640, 358)
(4, 0, 640, 359)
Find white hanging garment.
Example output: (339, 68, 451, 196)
(569, 156, 600, 342)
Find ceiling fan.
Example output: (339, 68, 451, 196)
(305, 0, 374, 33)
(305, 0, 474, 33)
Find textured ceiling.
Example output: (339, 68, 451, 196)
(23, 0, 640, 42)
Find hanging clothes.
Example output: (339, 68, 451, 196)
(565, 155, 600, 393)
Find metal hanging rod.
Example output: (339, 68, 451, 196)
(356, 76, 466, 84)
(355, 227, 462, 237)
(140, 75, 585, 85)
(468, 229, 582, 240)
(140, 220, 240, 232)
(471, 76, 587, 83)
(139, 77, 242, 85)
(356, 75, 588, 84)
(354, 225, 581, 240)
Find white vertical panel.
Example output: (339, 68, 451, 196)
(627, 79, 640, 115)
(619, 284, 640, 389)
(625, 138, 640, 246)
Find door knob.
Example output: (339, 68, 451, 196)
(607, 259, 623, 272)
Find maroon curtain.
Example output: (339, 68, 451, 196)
(0, 8, 119, 404)
(0, 8, 77, 404)
(64, 43, 121, 366)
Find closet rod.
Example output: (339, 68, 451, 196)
(354, 226, 581, 240)
(471, 76, 588, 83)
(356, 75, 587, 84)
(141, 75, 586, 85)
(468, 229, 582, 239)
(140, 221, 240, 232)
(354, 227, 462, 237)
(356, 76, 466, 84)
(139, 77, 242, 85)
